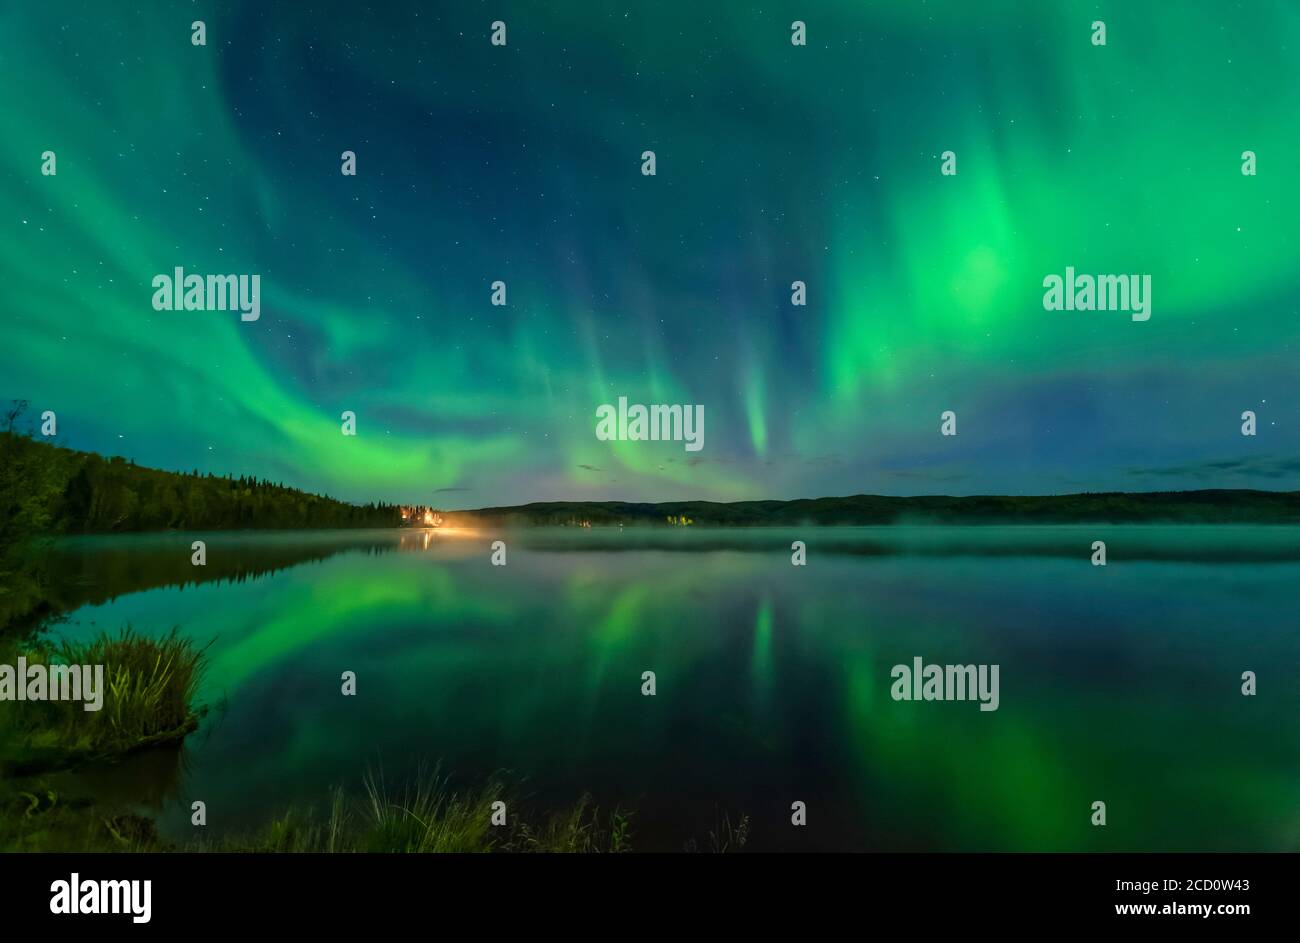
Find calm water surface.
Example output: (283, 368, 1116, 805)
(41, 526, 1300, 851)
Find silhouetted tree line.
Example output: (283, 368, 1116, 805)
(460, 490, 1300, 527)
(0, 411, 402, 544)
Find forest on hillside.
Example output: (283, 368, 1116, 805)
(0, 405, 401, 551)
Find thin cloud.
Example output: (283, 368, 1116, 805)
(1125, 456, 1300, 480)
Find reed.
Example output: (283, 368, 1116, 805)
(5, 627, 206, 768)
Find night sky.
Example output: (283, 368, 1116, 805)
(4, 1, 1299, 507)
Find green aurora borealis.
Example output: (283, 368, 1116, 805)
(4, 1, 1300, 506)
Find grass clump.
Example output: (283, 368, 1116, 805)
(4, 763, 756, 854)
(512, 793, 633, 853)
(1, 626, 208, 772)
(188, 768, 633, 854)
(359, 768, 502, 853)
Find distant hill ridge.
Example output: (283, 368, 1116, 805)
(448, 491, 1300, 526)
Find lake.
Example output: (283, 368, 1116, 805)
(35, 525, 1300, 851)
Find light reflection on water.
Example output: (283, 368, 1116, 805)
(39, 526, 1300, 851)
